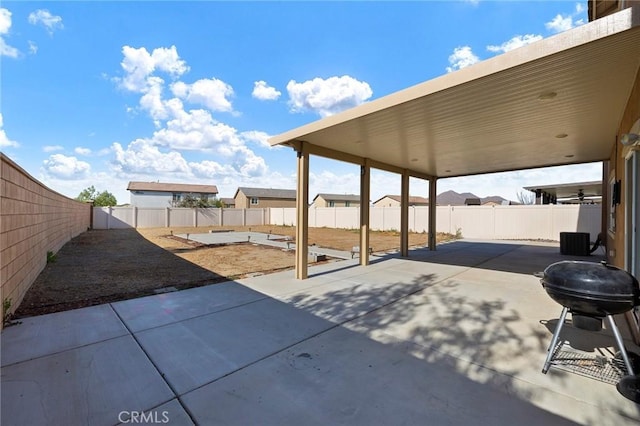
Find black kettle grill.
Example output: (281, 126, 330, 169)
(538, 260, 640, 402)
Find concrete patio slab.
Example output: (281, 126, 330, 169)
(1, 335, 174, 426)
(117, 399, 195, 425)
(2, 239, 639, 425)
(112, 281, 267, 332)
(176, 231, 286, 245)
(1, 304, 128, 367)
(181, 325, 579, 426)
(134, 297, 334, 395)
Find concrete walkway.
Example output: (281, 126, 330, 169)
(2, 240, 639, 425)
(177, 230, 356, 260)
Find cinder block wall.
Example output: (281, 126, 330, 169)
(1, 154, 91, 328)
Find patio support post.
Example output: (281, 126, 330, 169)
(295, 142, 309, 279)
(360, 159, 371, 266)
(400, 170, 409, 257)
(428, 177, 437, 250)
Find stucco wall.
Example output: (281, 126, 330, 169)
(608, 67, 640, 269)
(0, 154, 91, 327)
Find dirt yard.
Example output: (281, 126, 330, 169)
(15, 225, 454, 318)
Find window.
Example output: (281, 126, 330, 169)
(329, 201, 335, 207)
(172, 193, 182, 203)
(345, 201, 350, 207)
(250, 197, 259, 205)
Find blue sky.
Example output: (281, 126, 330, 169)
(1, 1, 602, 204)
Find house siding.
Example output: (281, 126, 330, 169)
(130, 191, 173, 208)
(234, 190, 296, 209)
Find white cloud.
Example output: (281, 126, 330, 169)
(42, 154, 90, 179)
(310, 169, 361, 196)
(117, 45, 189, 93)
(487, 34, 543, 53)
(0, 8, 19, 58)
(111, 140, 191, 175)
(28, 9, 64, 35)
(111, 44, 268, 182)
(28, 40, 38, 54)
(287, 75, 373, 118)
(545, 14, 573, 33)
(0, 113, 19, 148)
(171, 78, 234, 112)
(43, 145, 64, 152)
(252, 81, 281, 101)
(74, 147, 91, 156)
(545, 4, 587, 34)
(240, 130, 276, 149)
(446, 46, 479, 73)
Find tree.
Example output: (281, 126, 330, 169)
(76, 186, 118, 207)
(516, 190, 536, 205)
(174, 193, 217, 208)
(94, 191, 118, 207)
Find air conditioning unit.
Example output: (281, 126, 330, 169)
(560, 232, 591, 256)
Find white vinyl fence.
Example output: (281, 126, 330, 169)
(269, 204, 602, 242)
(93, 207, 268, 229)
(94, 205, 601, 242)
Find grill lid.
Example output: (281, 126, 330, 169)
(540, 260, 640, 316)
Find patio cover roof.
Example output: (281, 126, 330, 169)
(523, 180, 603, 199)
(269, 7, 640, 179)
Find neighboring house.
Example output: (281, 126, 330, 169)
(220, 197, 236, 208)
(464, 198, 481, 206)
(523, 181, 603, 205)
(233, 187, 296, 209)
(127, 181, 218, 208)
(312, 193, 360, 208)
(372, 195, 429, 207)
(437, 190, 511, 206)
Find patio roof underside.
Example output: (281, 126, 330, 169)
(270, 7, 640, 180)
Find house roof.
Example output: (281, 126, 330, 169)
(523, 180, 603, 199)
(234, 187, 296, 199)
(313, 193, 360, 202)
(373, 195, 429, 205)
(220, 197, 235, 205)
(269, 7, 640, 181)
(127, 181, 218, 194)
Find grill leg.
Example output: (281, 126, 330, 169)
(543, 307, 569, 374)
(606, 315, 635, 376)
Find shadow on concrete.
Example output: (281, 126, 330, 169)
(370, 240, 606, 276)
(183, 274, 583, 425)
